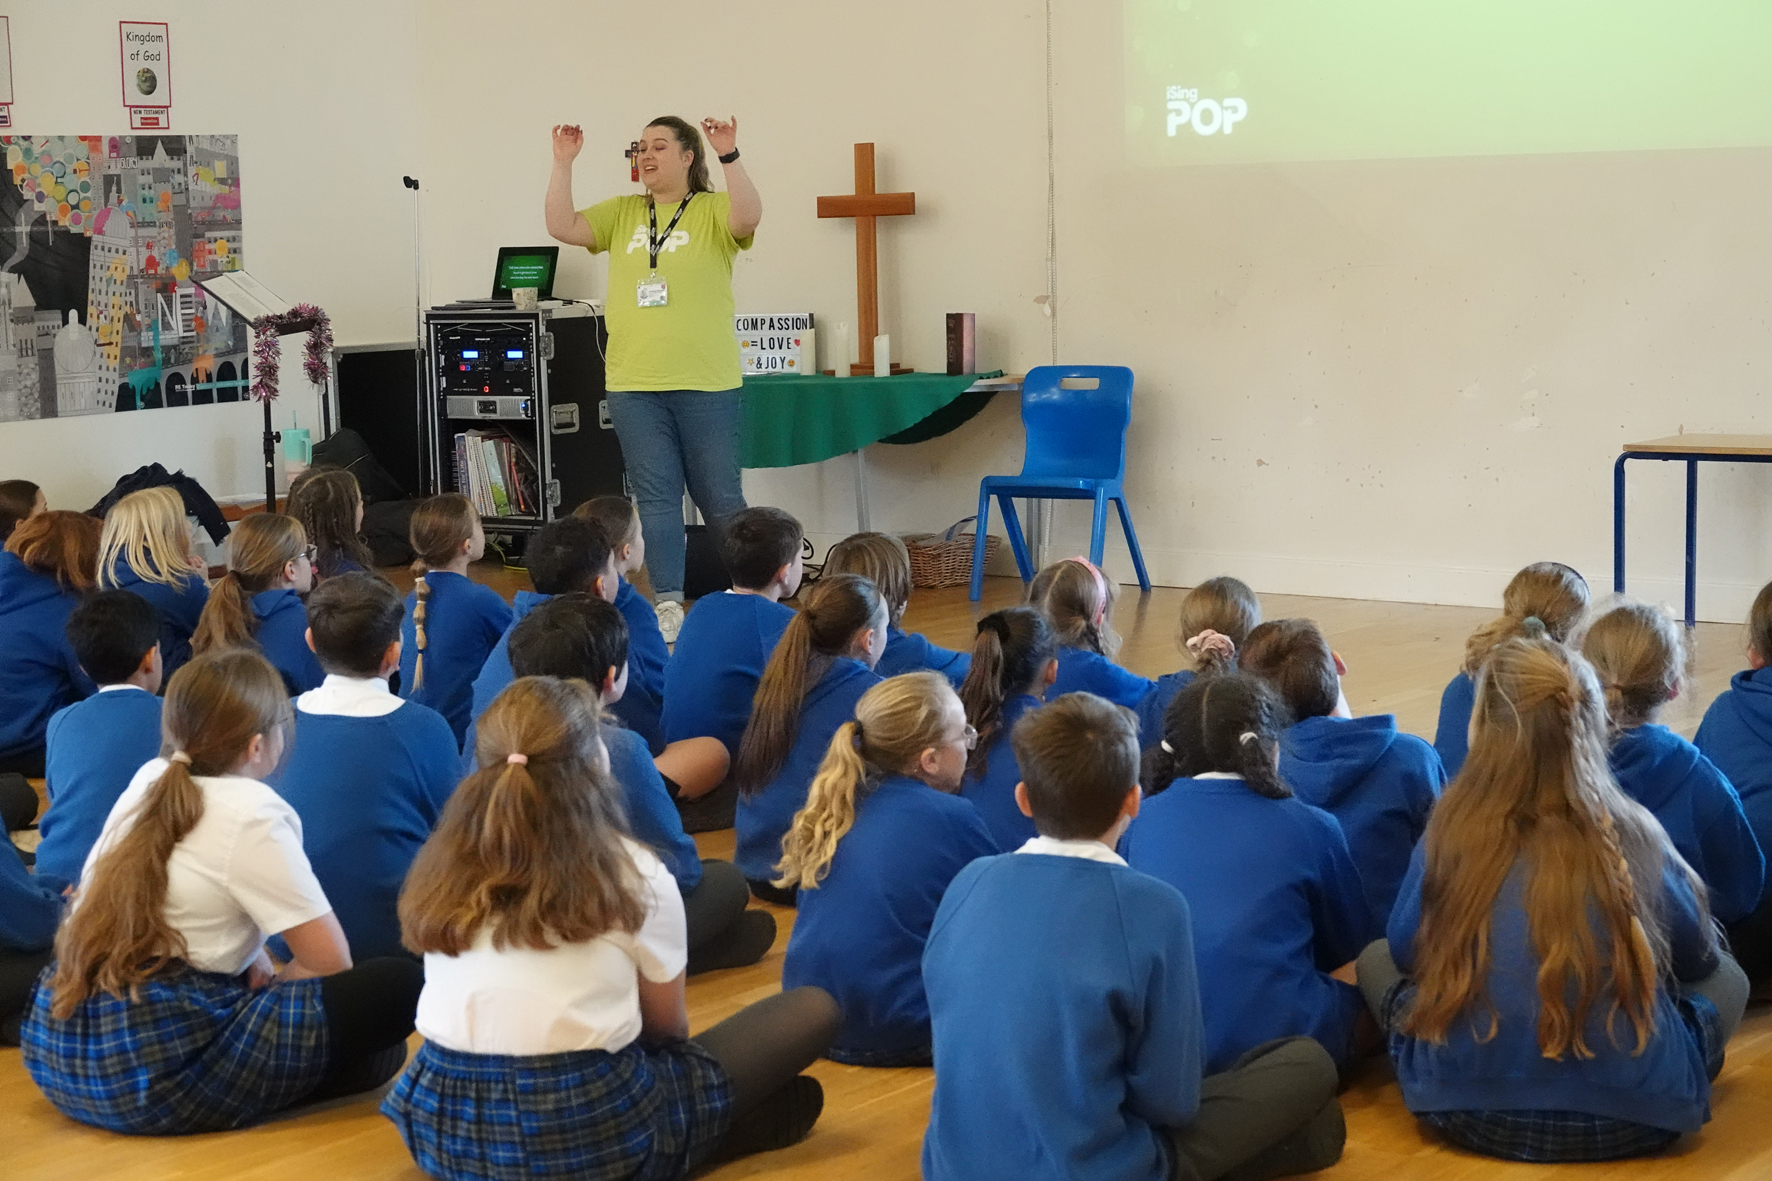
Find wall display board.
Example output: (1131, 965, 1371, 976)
(0, 133, 246, 423)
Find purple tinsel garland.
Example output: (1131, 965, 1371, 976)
(249, 303, 332, 403)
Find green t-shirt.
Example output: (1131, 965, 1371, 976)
(582, 190, 753, 392)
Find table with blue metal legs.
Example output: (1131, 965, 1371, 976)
(1613, 434, 1772, 627)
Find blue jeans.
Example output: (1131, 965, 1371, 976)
(607, 389, 748, 598)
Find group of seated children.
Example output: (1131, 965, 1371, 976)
(9, 463, 1772, 1178)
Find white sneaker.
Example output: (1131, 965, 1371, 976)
(656, 599, 686, 646)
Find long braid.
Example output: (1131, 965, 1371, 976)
(411, 566, 432, 692)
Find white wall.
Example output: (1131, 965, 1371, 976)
(0, 0, 421, 509)
(15, 3, 1772, 620)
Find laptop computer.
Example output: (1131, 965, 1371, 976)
(452, 246, 561, 306)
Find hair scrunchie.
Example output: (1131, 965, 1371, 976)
(505, 753, 528, 766)
(979, 615, 1012, 643)
(1238, 731, 1260, 745)
(1185, 630, 1237, 662)
(169, 751, 193, 766)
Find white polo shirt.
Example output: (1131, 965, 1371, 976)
(415, 838, 687, 1056)
(80, 758, 333, 976)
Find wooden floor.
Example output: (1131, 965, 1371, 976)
(7, 572, 1771, 1181)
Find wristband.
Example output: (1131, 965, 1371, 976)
(718, 149, 740, 164)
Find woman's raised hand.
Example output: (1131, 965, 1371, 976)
(552, 124, 585, 163)
(701, 116, 738, 157)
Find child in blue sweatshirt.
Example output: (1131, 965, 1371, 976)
(469, 517, 618, 727)
(463, 515, 728, 812)
(1357, 631, 1748, 1162)
(733, 573, 885, 901)
(1031, 556, 1154, 709)
(662, 506, 802, 758)
(1135, 576, 1261, 748)
(96, 486, 209, 681)
(1241, 617, 1444, 931)
(775, 671, 997, 1065)
(1696, 580, 1772, 981)
(269, 573, 461, 960)
(958, 606, 1057, 850)
(824, 532, 971, 687)
(576, 496, 671, 754)
(399, 494, 511, 749)
(37, 591, 167, 885)
(1434, 562, 1588, 777)
(1129, 671, 1373, 1074)
(1584, 601, 1763, 928)
(191, 512, 324, 696)
(0, 511, 100, 777)
(504, 592, 776, 975)
(1, 841, 63, 1044)
(923, 691, 1345, 1181)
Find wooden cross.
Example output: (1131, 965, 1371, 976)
(817, 143, 915, 375)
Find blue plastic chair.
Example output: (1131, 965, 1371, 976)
(969, 365, 1152, 601)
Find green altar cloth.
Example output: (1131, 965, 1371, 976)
(741, 371, 1006, 469)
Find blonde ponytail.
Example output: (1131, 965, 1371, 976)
(773, 671, 957, 890)
(774, 722, 869, 890)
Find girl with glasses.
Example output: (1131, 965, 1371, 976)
(192, 513, 324, 695)
(772, 671, 999, 1067)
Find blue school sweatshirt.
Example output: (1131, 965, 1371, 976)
(398, 571, 512, 750)
(250, 589, 325, 696)
(1049, 645, 1155, 711)
(1386, 842, 1718, 1133)
(605, 722, 701, 892)
(1136, 669, 1196, 748)
(783, 776, 997, 1060)
(467, 590, 550, 723)
(1281, 714, 1444, 931)
(1122, 775, 1372, 1073)
(268, 689, 460, 960)
(959, 694, 1043, 851)
(611, 579, 669, 755)
(734, 657, 881, 882)
(877, 626, 971, 688)
(109, 563, 208, 681)
(36, 688, 165, 885)
(1611, 723, 1764, 925)
(0, 552, 95, 764)
(1433, 671, 1475, 779)
(662, 592, 797, 755)
(1, 844, 63, 953)
(1696, 667, 1772, 874)
(922, 848, 1202, 1181)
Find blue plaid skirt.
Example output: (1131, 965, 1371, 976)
(21, 964, 329, 1134)
(382, 1037, 734, 1181)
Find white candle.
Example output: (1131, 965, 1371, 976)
(874, 334, 891, 378)
(831, 323, 849, 377)
(798, 328, 816, 375)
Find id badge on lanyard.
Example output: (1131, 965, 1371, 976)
(638, 192, 692, 308)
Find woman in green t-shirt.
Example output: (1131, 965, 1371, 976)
(545, 116, 762, 641)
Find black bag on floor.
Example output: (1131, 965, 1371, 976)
(361, 499, 422, 568)
(312, 428, 406, 506)
(684, 524, 732, 599)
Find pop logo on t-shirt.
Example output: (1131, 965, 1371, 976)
(626, 226, 690, 254)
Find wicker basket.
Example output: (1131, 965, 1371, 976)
(903, 518, 1000, 589)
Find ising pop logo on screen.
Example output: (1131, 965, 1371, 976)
(1166, 86, 1247, 137)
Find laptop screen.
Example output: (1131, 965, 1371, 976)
(492, 247, 559, 299)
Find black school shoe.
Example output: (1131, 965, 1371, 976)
(707, 1075, 825, 1163)
(675, 779, 737, 833)
(687, 910, 777, 976)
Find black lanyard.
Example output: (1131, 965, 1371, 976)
(647, 192, 693, 270)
